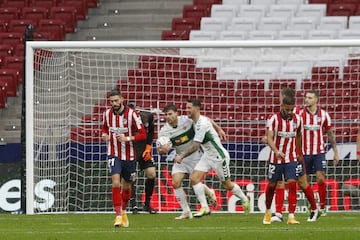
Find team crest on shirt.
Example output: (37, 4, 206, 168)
(122, 118, 127, 125)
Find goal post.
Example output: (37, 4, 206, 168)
(25, 40, 360, 215)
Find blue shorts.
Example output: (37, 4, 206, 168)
(304, 153, 326, 174)
(267, 162, 298, 183)
(107, 155, 136, 182)
(296, 162, 305, 176)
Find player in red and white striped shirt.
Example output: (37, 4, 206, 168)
(101, 88, 147, 228)
(263, 95, 303, 225)
(263, 88, 319, 223)
(301, 90, 340, 216)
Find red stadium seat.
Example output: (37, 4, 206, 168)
(0, 7, 20, 20)
(21, 7, 48, 23)
(0, 32, 24, 45)
(49, 6, 77, 33)
(189, 67, 217, 81)
(161, 30, 190, 40)
(86, 0, 98, 8)
(237, 79, 265, 90)
(343, 65, 360, 81)
(81, 113, 102, 123)
(0, 44, 13, 58)
(172, 17, 201, 31)
(311, 66, 340, 81)
(0, 19, 9, 32)
(2, 56, 24, 83)
(0, 69, 19, 97)
(70, 126, 102, 142)
(29, 0, 58, 8)
(308, 0, 330, 4)
(342, 0, 359, 4)
(14, 44, 24, 57)
(38, 19, 66, 40)
(268, 79, 297, 90)
(8, 19, 38, 32)
(193, 0, 222, 6)
(1, 0, 28, 8)
(93, 102, 108, 115)
(183, 4, 211, 18)
(59, 0, 87, 20)
(328, 3, 356, 16)
(0, 80, 7, 108)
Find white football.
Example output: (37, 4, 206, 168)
(156, 136, 172, 148)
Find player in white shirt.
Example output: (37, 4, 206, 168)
(174, 99, 250, 217)
(157, 104, 224, 220)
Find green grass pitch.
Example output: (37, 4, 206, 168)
(0, 212, 359, 240)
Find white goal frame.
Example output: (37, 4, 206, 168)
(26, 40, 360, 215)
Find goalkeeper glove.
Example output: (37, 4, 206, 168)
(142, 144, 152, 161)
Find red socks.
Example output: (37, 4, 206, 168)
(275, 187, 285, 214)
(121, 189, 131, 211)
(287, 181, 297, 214)
(265, 184, 276, 210)
(318, 182, 326, 209)
(303, 185, 317, 211)
(112, 187, 121, 216)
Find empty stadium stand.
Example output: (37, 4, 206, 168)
(1, 0, 359, 144)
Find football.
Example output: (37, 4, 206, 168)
(156, 136, 172, 148)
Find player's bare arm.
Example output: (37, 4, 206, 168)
(296, 129, 303, 163)
(102, 133, 110, 142)
(209, 118, 227, 140)
(267, 130, 285, 159)
(327, 129, 340, 165)
(174, 141, 201, 164)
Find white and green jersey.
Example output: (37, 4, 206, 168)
(158, 115, 195, 155)
(193, 115, 227, 159)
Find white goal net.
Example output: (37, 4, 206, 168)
(26, 41, 359, 214)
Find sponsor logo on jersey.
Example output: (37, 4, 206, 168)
(110, 127, 128, 134)
(277, 131, 296, 138)
(303, 124, 321, 131)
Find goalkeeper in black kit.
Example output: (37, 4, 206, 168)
(128, 103, 157, 214)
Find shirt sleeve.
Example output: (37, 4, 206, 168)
(324, 111, 332, 131)
(267, 114, 276, 132)
(193, 118, 208, 143)
(132, 111, 147, 142)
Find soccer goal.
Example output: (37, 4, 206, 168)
(25, 40, 360, 214)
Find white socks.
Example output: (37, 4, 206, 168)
(231, 183, 248, 203)
(174, 187, 190, 212)
(193, 182, 209, 208)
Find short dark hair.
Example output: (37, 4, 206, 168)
(109, 88, 121, 97)
(128, 102, 136, 109)
(282, 95, 295, 105)
(187, 98, 201, 108)
(306, 89, 319, 98)
(281, 87, 295, 98)
(163, 104, 177, 113)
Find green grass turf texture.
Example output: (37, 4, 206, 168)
(0, 212, 359, 240)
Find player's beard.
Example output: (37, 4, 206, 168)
(112, 104, 122, 114)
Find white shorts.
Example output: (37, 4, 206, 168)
(172, 150, 202, 175)
(194, 151, 231, 181)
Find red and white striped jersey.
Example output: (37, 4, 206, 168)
(299, 107, 332, 155)
(101, 106, 147, 160)
(267, 112, 302, 164)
